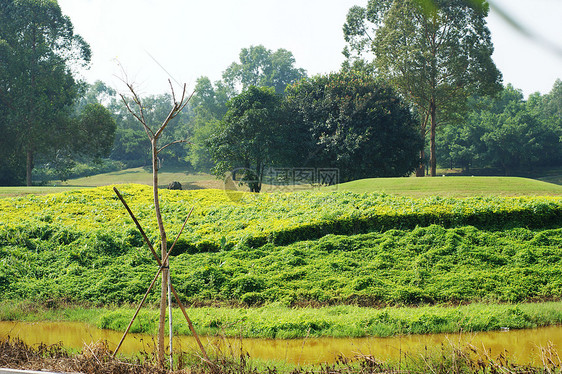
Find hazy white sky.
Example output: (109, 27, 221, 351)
(57, 0, 562, 98)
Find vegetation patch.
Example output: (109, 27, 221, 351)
(1, 185, 561, 337)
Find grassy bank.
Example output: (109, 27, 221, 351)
(3, 169, 562, 198)
(1, 188, 561, 306)
(336, 176, 562, 197)
(1, 301, 561, 339)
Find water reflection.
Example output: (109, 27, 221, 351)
(1, 321, 560, 365)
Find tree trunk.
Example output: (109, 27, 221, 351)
(26, 149, 33, 186)
(429, 99, 437, 177)
(416, 125, 425, 177)
(416, 149, 425, 177)
(152, 140, 168, 367)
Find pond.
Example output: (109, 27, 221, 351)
(1, 321, 560, 365)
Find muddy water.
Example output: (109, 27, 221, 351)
(1, 321, 560, 365)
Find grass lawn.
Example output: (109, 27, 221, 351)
(0, 167, 221, 197)
(57, 166, 220, 189)
(0, 186, 82, 198)
(335, 176, 562, 197)
(3, 167, 562, 198)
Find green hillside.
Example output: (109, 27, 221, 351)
(1, 184, 561, 307)
(336, 176, 562, 197)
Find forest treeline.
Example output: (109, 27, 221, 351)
(1, 0, 561, 186)
(20, 58, 562, 188)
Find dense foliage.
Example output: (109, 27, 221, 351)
(343, 0, 502, 176)
(0, 186, 560, 308)
(284, 71, 423, 181)
(0, 0, 117, 186)
(222, 45, 307, 95)
(438, 83, 562, 174)
(207, 86, 285, 192)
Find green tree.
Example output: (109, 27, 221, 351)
(478, 86, 562, 174)
(187, 46, 306, 173)
(436, 118, 484, 173)
(0, 0, 91, 185)
(223, 45, 306, 95)
(206, 86, 285, 192)
(528, 79, 562, 133)
(184, 77, 233, 172)
(187, 111, 220, 173)
(48, 103, 116, 182)
(190, 76, 232, 119)
(76, 103, 116, 159)
(440, 85, 562, 175)
(343, 0, 502, 177)
(285, 71, 423, 181)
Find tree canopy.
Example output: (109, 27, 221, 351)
(0, 0, 93, 185)
(223, 45, 307, 95)
(343, 0, 502, 177)
(285, 70, 423, 181)
(437, 84, 562, 175)
(206, 86, 285, 192)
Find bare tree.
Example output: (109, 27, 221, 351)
(119, 79, 191, 367)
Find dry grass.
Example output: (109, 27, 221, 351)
(1, 336, 561, 374)
(0, 337, 169, 374)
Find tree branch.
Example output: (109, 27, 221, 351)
(118, 81, 155, 140)
(154, 82, 194, 139)
(157, 139, 192, 154)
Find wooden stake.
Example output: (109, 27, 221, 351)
(113, 188, 210, 363)
(112, 224, 186, 358)
(112, 261, 164, 357)
(168, 270, 173, 370)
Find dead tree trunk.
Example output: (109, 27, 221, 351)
(26, 149, 33, 187)
(120, 79, 191, 367)
(152, 138, 169, 365)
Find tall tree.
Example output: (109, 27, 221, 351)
(223, 45, 307, 95)
(187, 46, 306, 173)
(206, 86, 285, 192)
(119, 80, 194, 367)
(0, 0, 91, 185)
(343, 0, 502, 177)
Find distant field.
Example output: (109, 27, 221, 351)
(0, 167, 220, 197)
(57, 166, 220, 189)
(2, 167, 562, 198)
(0, 186, 82, 198)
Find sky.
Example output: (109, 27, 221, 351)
(56, 0, 562, 99)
